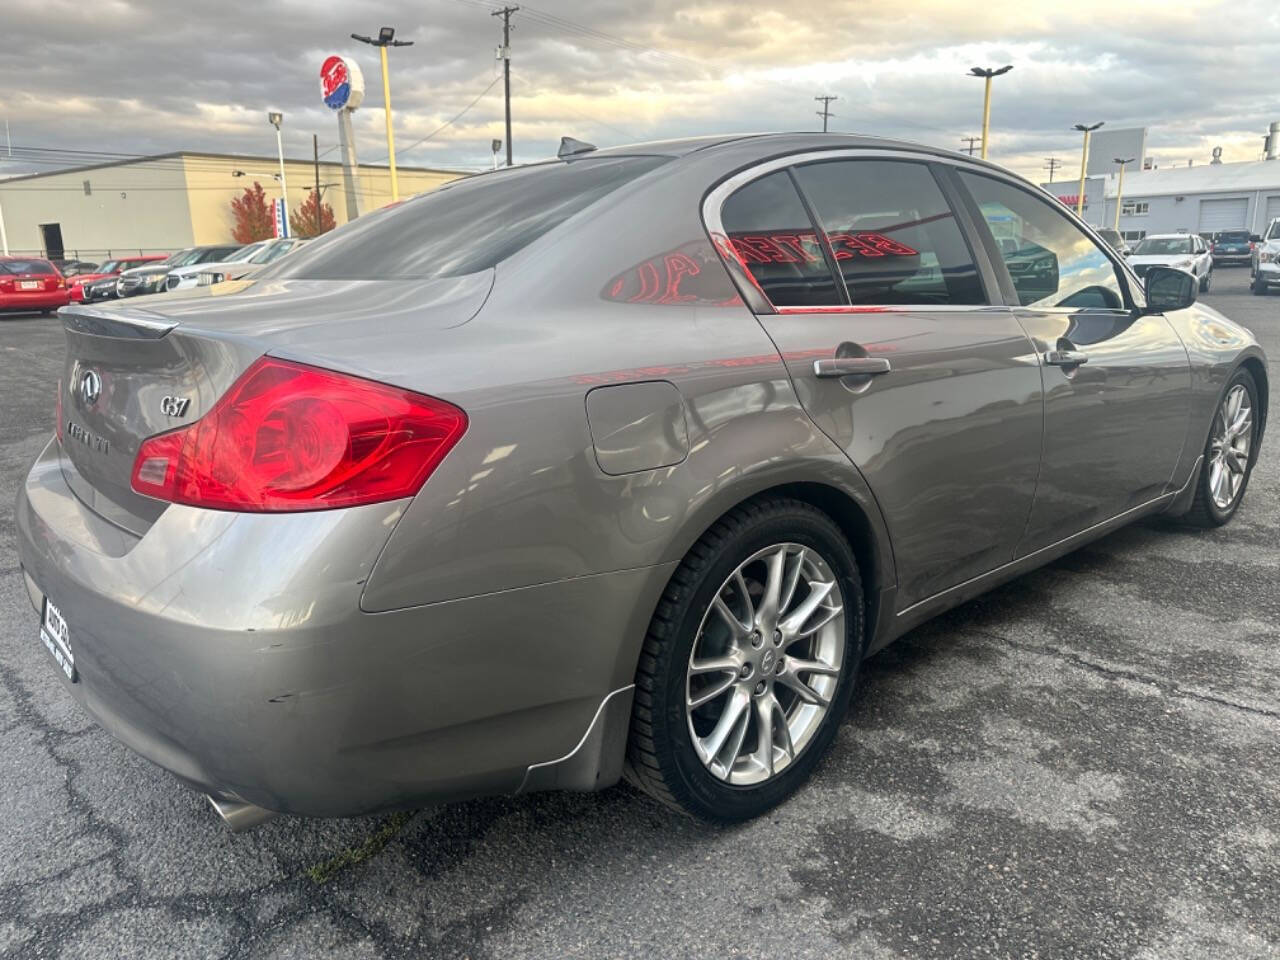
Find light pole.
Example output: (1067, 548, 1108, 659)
(1112, 156, 1135, 232)
(969, 65, 1012, 160)
(1073, 122, 1104, 217)
(351, 26, 413, 202)
(267, 112, 289, 227)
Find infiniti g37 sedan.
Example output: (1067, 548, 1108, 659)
(16, 133, 1267, 828)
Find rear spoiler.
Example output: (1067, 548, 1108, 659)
(60, 304, 177, 340)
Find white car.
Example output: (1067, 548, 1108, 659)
(164, 241, 270, 292)
(1127, 232, 1214, 293)
(196, 238, 308, 287)
(1251, 218, 1280, 296)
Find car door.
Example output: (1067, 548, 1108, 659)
(706, 154, 1044, 611)
(952, 170, 1192, 554)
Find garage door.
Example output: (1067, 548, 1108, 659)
(1198, 197, 1248, 232)
(1264, 195, 1280, 230)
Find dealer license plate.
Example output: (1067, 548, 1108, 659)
(40, 597, 78, 683)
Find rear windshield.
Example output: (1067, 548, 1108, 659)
(265, 156, 669, 281)
(0, 259, 55, 275)
(1133, 237, 1192, 255)
(1217, 231, 1250, 242)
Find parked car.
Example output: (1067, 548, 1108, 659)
(0, 257, 69, 315)
(72, 255, 170, 302)
(167, 238, 304, 292)
(1251, 217, 1280, 295)
(50, 259, 99, 277)
(1211, 230, 1255, 266)
(1128, 232, 1214, 291)
(1095, 227, 1131, 256)
(16, 134, 1268, 830)
(115, 244, 240, 298)
(193, 238, 309, 287)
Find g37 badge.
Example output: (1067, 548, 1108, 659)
(160, 396, 191, 418)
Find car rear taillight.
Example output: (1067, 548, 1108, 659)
(130, 357, 467, 512)
(0, 278, 13, 294)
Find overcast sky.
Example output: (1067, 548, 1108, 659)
(2, 0, 1279, 184)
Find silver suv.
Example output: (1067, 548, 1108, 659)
(1251, 217, 1280, 295)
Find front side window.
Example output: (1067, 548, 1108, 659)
(719, 170, 842, 307)
(792, 160, 985, 306)
(959, 172, 1125, 310)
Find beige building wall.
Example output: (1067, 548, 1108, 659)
(0, 158, 194, 257)
(1, 153, 464, 258)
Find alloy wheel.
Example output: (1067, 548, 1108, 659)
(685, 543, 845, 786)
(1208, 384, 1253, 509)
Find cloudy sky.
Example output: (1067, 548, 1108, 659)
(2, 0, 1278, 183)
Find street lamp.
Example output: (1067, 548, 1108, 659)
(351, 26, 413, 203)
(969, 65, 1012, 160)
(1112, 156, 1135, 232)
(266, 112, 289, 225)
(1072, 122, 1104, 217)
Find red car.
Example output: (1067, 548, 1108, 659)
(0, 257, 70, 315)
(68, 254, 169, 302)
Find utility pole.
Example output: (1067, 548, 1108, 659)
(961, 136, 980, 156)
(815, 95, 837, 133)
(313, 134, 322, 235)
(1044, 156, 1061, 182)
(493, 6, 519, 166)
(1112, 156, 1135, 232)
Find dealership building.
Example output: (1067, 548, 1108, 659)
(0, 151, 463, 261)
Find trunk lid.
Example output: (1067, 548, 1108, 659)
(55, 273, 493, 533)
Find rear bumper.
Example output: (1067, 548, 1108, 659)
(1212, 252, 1251, 264)
(0, 291, 70, 311)
(16, 438, 664, 817)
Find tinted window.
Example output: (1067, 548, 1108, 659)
(719, 171, 842, 307)
(1268, 221, 1280, 240)
(0, 259, 55, 275)
(268, 156, 667, 281)
(1133, 237, 1194, 256)
(959, 172, 1125, 309)
(793, 160, 985, 306)
(1218, 231, 1250, 243)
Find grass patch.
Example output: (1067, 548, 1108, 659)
(306, 810, 417, 885)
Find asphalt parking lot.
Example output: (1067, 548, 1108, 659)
(0, 270, 1277, 960)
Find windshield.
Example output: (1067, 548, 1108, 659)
(265, 156, 669, 281)
(1133, 237, 1192, 256)
(1217, 231, 1250, 243)
(0, 259, 55, 275)
(229, 242, 264, 261)
(248, 240, 289, 264)
(96, 260, 121, 274)
(1268, 221, 1280, 240)
(164, 248, 199, 267)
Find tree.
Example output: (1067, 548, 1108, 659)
(289, 190, 337, 238)
(230, 182, 274, 244)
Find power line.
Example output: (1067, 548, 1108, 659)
(961, 136, 980, 156)
(815, 95, 837, 133)
(1044, 156, 1062, 181)
(370, 76, 502, 164)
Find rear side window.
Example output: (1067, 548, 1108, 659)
(959, 172, 1125, 310)
(267, 156, 668, 281)
(719, 171, 842, 307)
(792, 160, 986, 306)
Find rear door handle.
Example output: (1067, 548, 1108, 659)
(1043, 349, 1089, 367)
(813, 357, 892, 378)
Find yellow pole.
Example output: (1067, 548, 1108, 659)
(1114, 161, 1125, 232)
(980, 75, 993, 160)
(379, 45, 399, 202)
(1076, 129, 1090, 216)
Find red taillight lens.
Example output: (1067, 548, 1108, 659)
(0, 278, 13, 294)
(130, 357, 467, 512)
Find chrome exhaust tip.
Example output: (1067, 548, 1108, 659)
(206, 793, 278, 832)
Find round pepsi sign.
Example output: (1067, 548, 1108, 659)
(320, 55, 364, 111)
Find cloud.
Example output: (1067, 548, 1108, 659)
(1, 0, 1278, 183)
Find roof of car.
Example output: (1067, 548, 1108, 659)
(1144, 232, 1196, 239)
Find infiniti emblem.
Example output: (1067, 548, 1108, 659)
(79, 369, 102, 407)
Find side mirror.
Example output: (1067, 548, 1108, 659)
(1250, 235, 1262, 243)
(1145, 265, 1197, 313)
(1122, 249, 1132, 257)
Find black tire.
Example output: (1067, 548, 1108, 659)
(1183, 367, 1260, 527)
(625, 497, 864, 821)
(1253, 276, 1269, 296)
(1199, 269, 1211, 293)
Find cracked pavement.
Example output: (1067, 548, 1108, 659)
(1, 270, 1277, 959)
